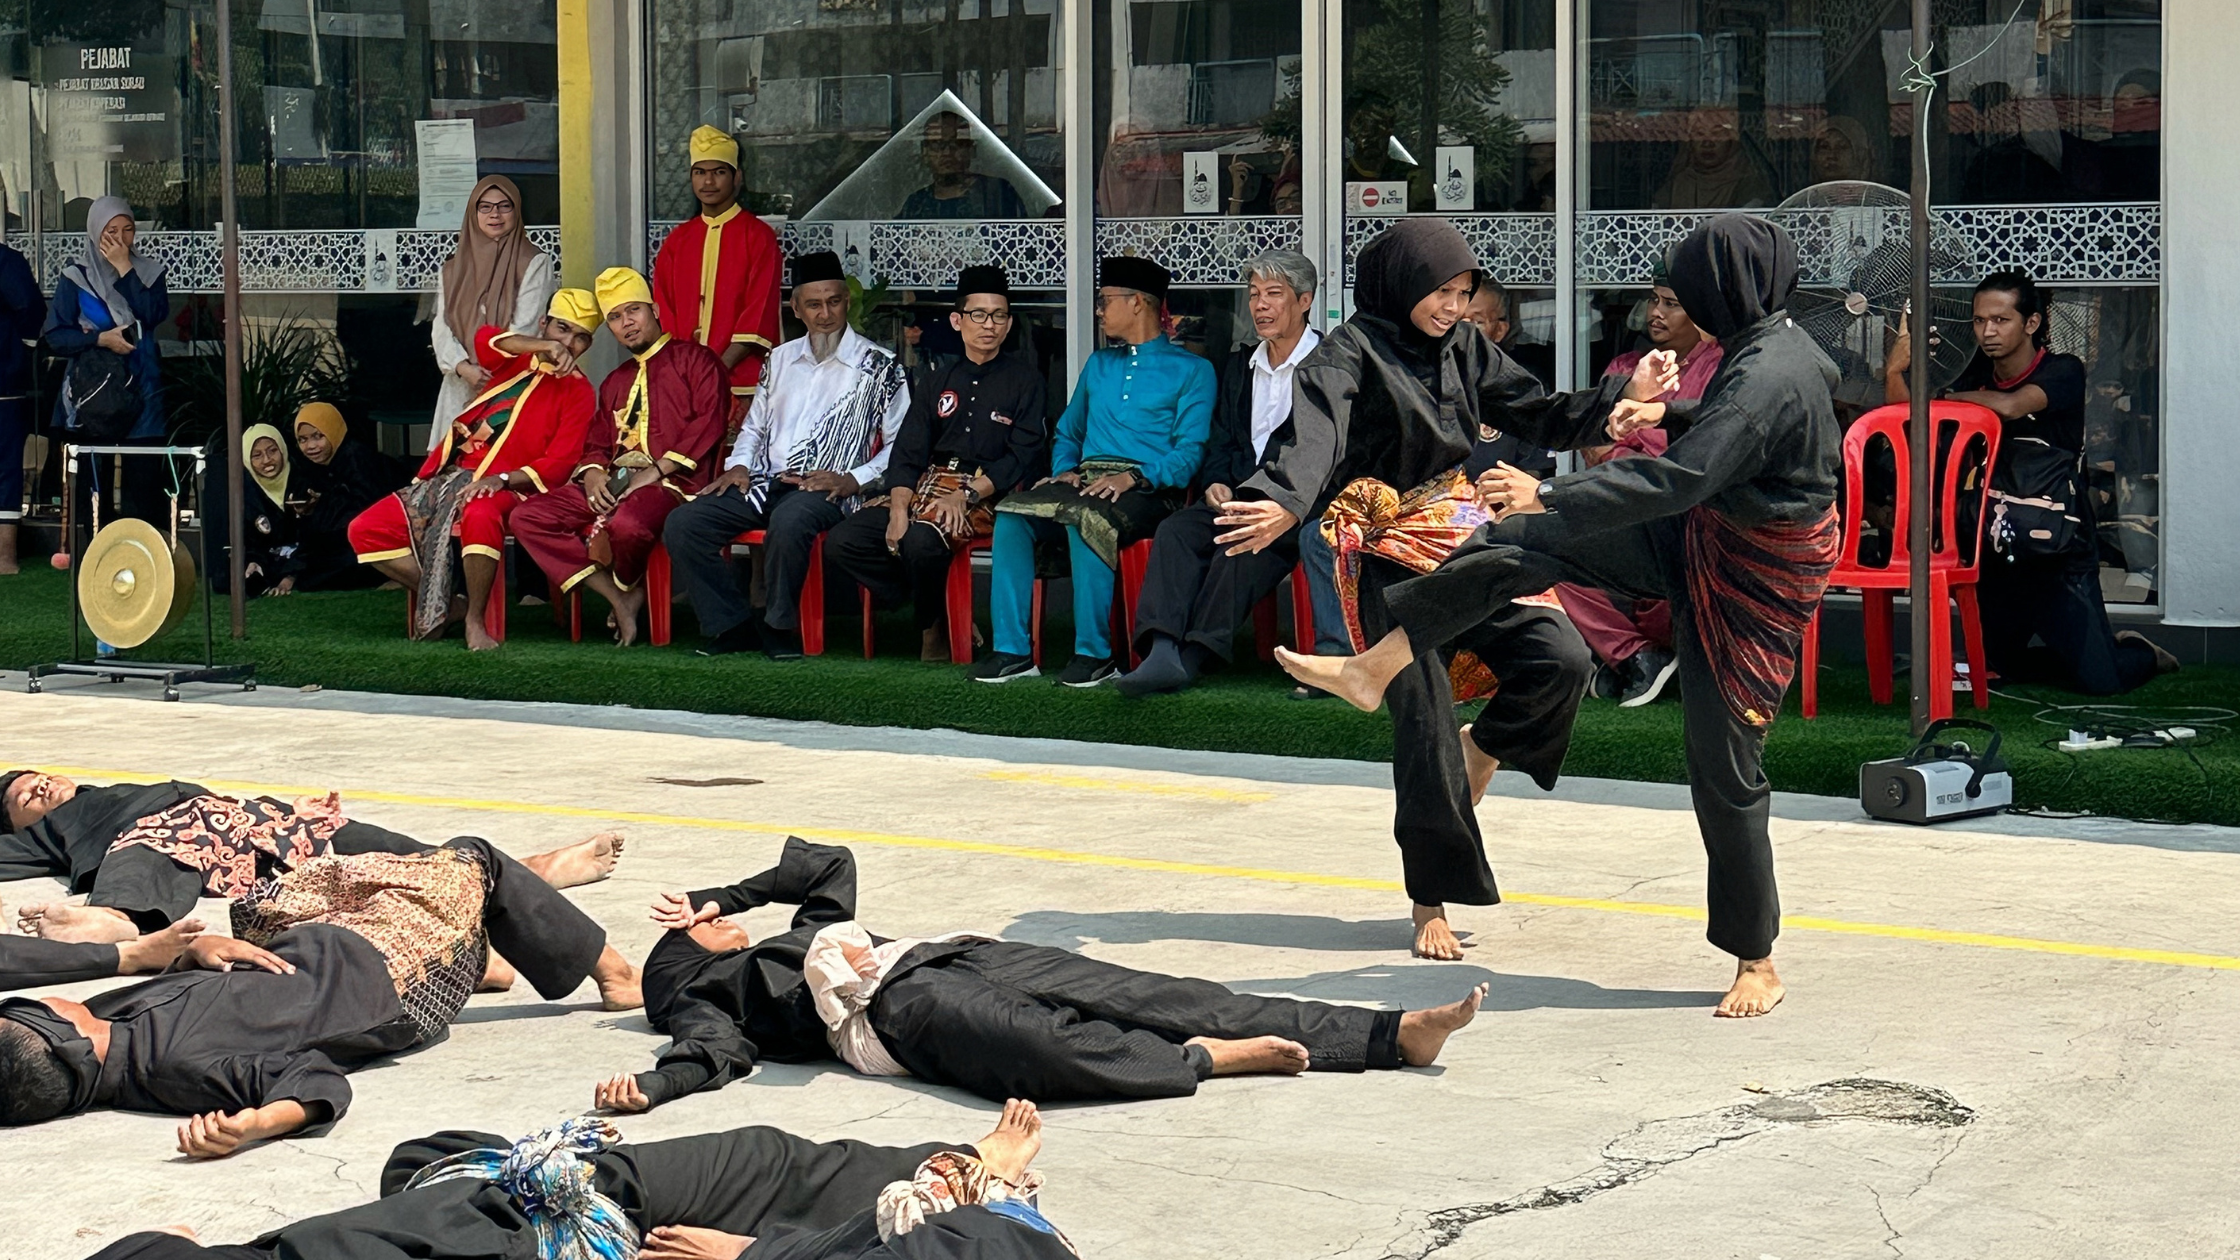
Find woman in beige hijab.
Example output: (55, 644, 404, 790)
(428, 175, 556, 446)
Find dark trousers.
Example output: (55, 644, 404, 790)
(1384, 514, 1782, 960)
(0, 396, 25, 520)
(1979, 554, 2157, 696)
(870, 939, 1402, 1104)
(1130, 504, 1299, 661)
(86, 821, 608, 1000)
(0, 936, 119, 990)
(665, 481, 845, 635)
(825, 507, 959, 632)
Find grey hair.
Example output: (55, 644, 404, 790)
(1239, 249, 1318, 298)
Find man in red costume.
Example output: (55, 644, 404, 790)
(513, 267, 729, 645)
(347, 289, 599, 650)
(651, 125, 783, 425)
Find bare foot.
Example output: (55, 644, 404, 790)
(972, 1098, 1045, 1185)
(611, 586, 647, 648)
(1412, 903, 1464, 960)
(18, 902, 138, 943)
(1187, 1034, 1311, 1076)
(1397, 982, 1488, 1066)
(640, 1225, 756, 1260)
(1459, 725, 1500, 805)
(593, 945, 643, 1010)
(479, 952, 517, 993)
(521, 832, 626, 889)
(1273, 648, 1382, 712)
(464, 614, 501, 652)
(1715, 957, 1785, 1018)
(115, 917, 208, 973)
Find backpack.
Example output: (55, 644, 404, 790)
(64, 345, 141, 442)
(1986, 435, 2087, 562)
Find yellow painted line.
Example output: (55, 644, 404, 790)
(973, 768, 1276, 804)
(19, 764, 2240, 973)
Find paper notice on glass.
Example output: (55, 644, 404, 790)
(414, 118, 480, 229)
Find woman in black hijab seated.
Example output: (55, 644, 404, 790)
(1215, 217, 1673, 963)
(1278, 214, 1842, 1019)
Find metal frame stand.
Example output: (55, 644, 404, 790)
(25, 443, 257, 702)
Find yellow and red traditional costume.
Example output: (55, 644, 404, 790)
(651, 126, 784, 402)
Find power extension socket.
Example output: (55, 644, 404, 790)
(2122, 727, 2199, 748)
(2059, 733, 2121, 752)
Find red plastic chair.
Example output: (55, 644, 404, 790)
(405, 541, 509, 643)
(1802, 401, 2002, 721)
(1251, 563, 1317, 661)
(943, 535, 993, 665)
(730, 530, 832, 654)
(566, 542, 674, 646)
(1026, 539, 1153, 669)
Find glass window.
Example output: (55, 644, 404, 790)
(648, 0, 1064, 223)
(1093, 0, 1303, 218)
(1340, 0, 1555, 214)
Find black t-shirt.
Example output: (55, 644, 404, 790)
(1949, 349, 2087, 456)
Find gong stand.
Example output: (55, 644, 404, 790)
(26, 443, 257, 702)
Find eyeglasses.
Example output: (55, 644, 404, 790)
(956, 309, 1014, 326)
(475, 199, 515, 214)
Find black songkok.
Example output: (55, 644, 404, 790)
(1098, 256, 1171, 302)
(955, 265, 1009, 302)
(791, 251, 847, 287)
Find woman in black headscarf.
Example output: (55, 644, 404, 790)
(1280, 214, 1842, 1017)
(1217, 217, 1672, 961)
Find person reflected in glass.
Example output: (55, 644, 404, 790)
(1343, 93, 1414, 186)
(898, 113, 1028, 220)
(430, 177, 556, 451)
(1652, 107, 1773, 210)
(1810, 115, 1873, 185)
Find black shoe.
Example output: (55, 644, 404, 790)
(1618, 647, 1678, 708)
(696, 622, 761, 657)
(1588, 661, 1623, 700)
(762, 626, 803, 661)
(1056, 655, 1117, 688)
(970, 651, 1040, 683)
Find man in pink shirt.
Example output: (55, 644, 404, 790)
(1562, 280, 1724, 706)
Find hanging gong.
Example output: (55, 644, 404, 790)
(78, 519, 198, 649)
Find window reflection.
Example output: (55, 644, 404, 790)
(805, 92, 1057, 221)
(1093, 0, 1303, 217)
(1339, 0, 1554, 214)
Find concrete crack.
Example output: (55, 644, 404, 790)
(1378, 1079, 1973, 1260)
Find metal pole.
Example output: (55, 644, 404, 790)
(219, 0, 247, 638)
(1907, 0, 1933, 735)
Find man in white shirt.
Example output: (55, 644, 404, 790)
(663, 250, 910, 659)
(1117, 250, 1322, 696)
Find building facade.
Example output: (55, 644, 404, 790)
(8, 0, 2232, 626)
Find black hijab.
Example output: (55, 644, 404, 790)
(1663, 212, 1798, 340)
(1354, 218, 1481, 337)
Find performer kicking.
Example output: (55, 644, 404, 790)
(0, 839, 643, 1150)
(1, 770, 622, 942)
(592, 838, 1485, 1113)
(1211, 217, 1675, 961)
(84, 1102, 1057, 1260)
(1276, 214, 1842, 1017)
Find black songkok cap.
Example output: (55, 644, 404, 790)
(1099, 256, 1171, 302)
(0, 997, 102, 1117)
(955, 264, 1009, 302)
(791, 251, 847, 287)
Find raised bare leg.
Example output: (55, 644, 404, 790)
(582, 570, 646, 647)
(1715, 956, 1784, 1018)
(1412, 902, 1464, 961)
(1459, 724, 1500, 806)
(462, 553, 502, 651)
(17, 901, 138, 943)
(114, 917, 208, 973)
(1273, 627, 1417, 712)
(1396, 982, 1488, 1065)
(592, 945, 643, 1010)
(972, 1098, 1045, 1185)
(519, 832, 625, 889)
(1185, 1035, 1311, 1076)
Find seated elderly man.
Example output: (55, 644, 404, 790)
(1117, 250, 1320, 696)
(513, 266, 729, 645)
(664, 250, 910, 660)
(971, 258, 1215, 687)
(348, 289, 601, 649)
(825, 265, 1048, 661)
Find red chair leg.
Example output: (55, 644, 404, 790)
(946, 546, 976, 665)
(1928, 572, 1955, 722)
(550, 593, 569, 631)
(1253, 592, 1279, 662)
(647, 543, 672, 647)
(860, 585, 875, 660)
(1289, 563, 1315, 653)
(485, 583, 505, 644)
(800, 534, 827, 656)
(567, 589, 583, 643)
(1119, 540, 1151, 669)
(1955, 580, 1991, 710)
(1030, 578, 1044, 669)
(1862, 588, 1895, 705)
(1801, 604, 1821, 719)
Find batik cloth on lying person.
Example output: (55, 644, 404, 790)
(403, 1118, 640, 1260)
(875, 1152, 1069, 1254)
(106, 793, 348, 899)
(993, 458, 1172, 568)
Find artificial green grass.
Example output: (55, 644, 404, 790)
(3, 564, 2234, 826)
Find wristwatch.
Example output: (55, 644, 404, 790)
(964, 485, 984, 507)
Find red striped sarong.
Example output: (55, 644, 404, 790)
(1682, 503, 1841, 727)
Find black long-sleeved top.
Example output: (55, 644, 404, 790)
(298, 438, 408, 537)
(881, 350, 1047, 496)
(44, 268, 170, 439)
(0, 937, 120, 990)
(0, 243, 42, 398)
(1509, 313, 1841, 535)
(1241, 312, 1628, 521)
(202, 469, 303, 596)
(1193, 347, 1265, 491)
(89, 923, 416, 1123)
(0, 780, 208, 890)
(635, 838, 974, 1107)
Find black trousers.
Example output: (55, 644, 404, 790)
(1130, 505, 1299, 661)
(665, 481, 848, 635)
(0, 936, 119, 990)
(1384, 514, 1782, 960)
(740, 1203, 1070, 1260)
(1978, 553, 2157, 696)
(85, 822, 607, 1000)
(870, 939, 1402, 1104)
(825, 507, 957, 632)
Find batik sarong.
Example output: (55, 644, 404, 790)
(993, 458, 1170, 568)
(106, 792, 347, 899)
(397, 466, 478, 640)
(875, 1152, 1071, 1252)
(1682, 502, 1841, 727)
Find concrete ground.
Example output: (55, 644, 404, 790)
(2, 678, 2236, 1260)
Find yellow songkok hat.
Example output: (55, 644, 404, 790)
(547, 287, 600, 331)
(689, 125, 740, 170)
(595, 266, 654, 318)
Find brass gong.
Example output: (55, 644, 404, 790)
(78, 518, 198, 649)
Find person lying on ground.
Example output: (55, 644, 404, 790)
(0, 905, 205, 991)
(592, 838, 1486, 1113)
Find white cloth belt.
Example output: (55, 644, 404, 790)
(803, 921, 985, 1077)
